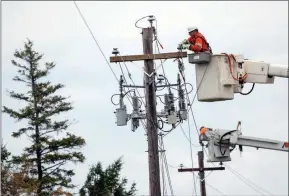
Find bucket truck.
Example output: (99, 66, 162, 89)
(186, 52, 288, 102)
(199, 124, 288, 163)
(183, 52, 288, 163)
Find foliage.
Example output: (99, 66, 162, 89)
(79, 157, 137, 196)
(2, 39, 86, 195)
(1, 144, 37, 195)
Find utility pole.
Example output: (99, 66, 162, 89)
(142, 27, 161, 196)
(110, 17, 187, 196)
(178, 151, 225, 196)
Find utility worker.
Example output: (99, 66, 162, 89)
(179, 27, 212, 53)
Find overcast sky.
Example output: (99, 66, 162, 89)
(2, 1, 288, 195)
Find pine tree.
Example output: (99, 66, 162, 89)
(3, 39, 86, 195)
(79, 157, 137, 196)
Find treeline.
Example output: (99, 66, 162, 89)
(1, 39, 137, 196)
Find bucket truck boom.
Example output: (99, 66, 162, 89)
(199, 125, 288, 163)
(186, 52, 288, 102)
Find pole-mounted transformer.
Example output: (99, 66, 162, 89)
(114, 75, 128, 126)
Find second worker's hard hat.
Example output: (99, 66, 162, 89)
(188, 26, 198, 33)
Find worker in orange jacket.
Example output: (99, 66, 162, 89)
(179, 27, 212, 53)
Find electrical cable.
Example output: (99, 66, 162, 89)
(157, 96, 166, 104)
(186, 111, 199, 196)
(74, 1, 137, 113)
(219, 130, 238, 156)
(73, 2, 151, 145)
(173, 56, 210, 140)
(118, 57, 162, 131)
(155, 39, 171, 92)
(188, 62, 209, 108)
(156, 85, 166, 92)
(224, 164, 275, 196)
(159, 137, 168, 196)
(160, 153, 168, 196)
(135, 15, 153, 29)
(166, 163, 179, 169)
(197, 171, 214, 182)
(73, 1, 119, 83)
(182, 71, 202, 196)
(222, 53, 248, 82)
(225, 165, 268, 196)
(176, 55, 209, 195)
(240, 83, 255, 95)
(111, 94, 120, 106)
(160, 135, 174, 196)
(180, 124, 202, 147)
(158, 117, 164, 130)
(205, 182, 228, 196)
(110, 89, 136, 106)
(203, 149, 275, 196)
(175, 62, 200, 194)
(182, 83, 194, 95)
(162, 123, 181, 137)
(179, 56, 203, 136)
(118, 62, 128, 83)
(162, 123, 180, 134)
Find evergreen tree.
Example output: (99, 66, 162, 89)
(79, 157, 137, 196)
(3, 39, 86, 195)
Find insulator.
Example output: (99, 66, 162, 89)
(164, 94, 169, 113)
(132, 95, 139, 111)
(179, 89, 186, 110)
(168, 92, 175, 112)
(112, 48, 119, 55)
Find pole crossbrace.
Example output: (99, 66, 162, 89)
(178, 151, 225, 196)
(110, 52, 187, 63)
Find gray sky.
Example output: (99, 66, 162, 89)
(2, 1, 288, 195)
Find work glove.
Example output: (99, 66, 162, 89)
(181, 44, 190, 50)
(182, 39, 189, 44)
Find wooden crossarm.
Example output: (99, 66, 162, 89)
(110, 51, 187, 63)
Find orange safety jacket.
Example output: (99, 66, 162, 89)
(188, 32, 212, 53)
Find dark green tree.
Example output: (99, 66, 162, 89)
(3, 39, 86, 195)
(79, 157, 137, 196)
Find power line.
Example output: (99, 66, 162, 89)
(160, 135, 174, 196)
(73, 1, 118, 82)
(73, 2, 154, 155)
(225, 165, 266, 196)
(186, 112, 199, 196)
(180, 124, 202, 147)
(205, 182, 228, 196)
(224, 164, 275, 196)
(159, 137, 168, 196)
(176, 56, 205, 196)
(203, 148, 275, 196)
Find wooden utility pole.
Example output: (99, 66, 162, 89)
(178, 151, 225, 196)
(142, 27, 161, 196)
(110, 26, 187, 196)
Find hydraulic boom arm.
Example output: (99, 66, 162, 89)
(199, 125, 288, 163)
